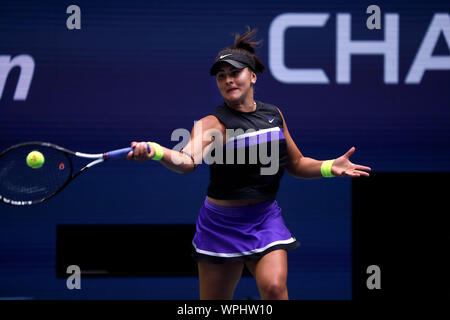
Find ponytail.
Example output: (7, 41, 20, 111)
(225, 26, 265, 74)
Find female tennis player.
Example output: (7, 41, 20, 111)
(127, 27, 371, 300)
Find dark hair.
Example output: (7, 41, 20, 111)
(218, 26, 265, 74)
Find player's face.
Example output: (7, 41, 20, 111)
(216, 64, 256, 105)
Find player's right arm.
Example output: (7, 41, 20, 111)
(127, 115, 225, 174)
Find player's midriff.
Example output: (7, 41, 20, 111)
(206, 196, 267, 207)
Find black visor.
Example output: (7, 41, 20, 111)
(210, 50, 255, 76)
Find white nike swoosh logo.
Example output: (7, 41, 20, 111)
(268, 118, 274, 123)
(220, 54, 232, 59)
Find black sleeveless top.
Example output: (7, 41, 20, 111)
(206, 100, 288, 200)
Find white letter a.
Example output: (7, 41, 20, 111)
(66, 5, 81, 30)
(366, 5, 381, 30)
(66, 265, 81, 289)
(366, 265, 381, 290)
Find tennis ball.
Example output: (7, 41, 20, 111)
(26, 150, 45, 169)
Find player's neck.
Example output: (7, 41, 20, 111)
(225, 98, 256, 113)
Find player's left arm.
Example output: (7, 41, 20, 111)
(276, 107, 371, 178)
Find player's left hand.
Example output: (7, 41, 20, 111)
(331, 147, 371, 177)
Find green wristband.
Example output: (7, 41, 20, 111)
(321, 159, 335, 178)
(147, 142, 164, 161)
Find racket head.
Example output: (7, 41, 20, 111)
(0, 142, 74, 205)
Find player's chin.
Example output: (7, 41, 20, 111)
(223, 92, 243, 103)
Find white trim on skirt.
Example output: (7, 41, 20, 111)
(192, 237, 297, 258)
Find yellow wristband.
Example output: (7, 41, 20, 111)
(321, 159, 335, 178)
(147, 142, 164, 161)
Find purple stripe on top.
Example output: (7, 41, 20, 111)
(224, 127, 285, 150)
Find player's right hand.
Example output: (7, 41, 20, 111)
(126, 141, 155, 161)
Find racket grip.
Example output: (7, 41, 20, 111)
(104, 143, 151, 161)
(104, 147, 133, 161)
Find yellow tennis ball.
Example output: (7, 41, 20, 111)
(26, 150, 45, 169)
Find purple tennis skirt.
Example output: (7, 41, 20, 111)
(192, 198, 300, 263)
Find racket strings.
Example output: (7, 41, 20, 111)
(0, 146, 72, 202)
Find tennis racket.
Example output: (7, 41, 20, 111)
(0, 141, 150, 206)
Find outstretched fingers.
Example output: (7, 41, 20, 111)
(354, 164, 372, 173)
(342, 170, 365, 177)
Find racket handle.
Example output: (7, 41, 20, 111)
(104, 147, 133, 160)
(104, 143, 151, 161)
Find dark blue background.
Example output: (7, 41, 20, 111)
(0, 0, 448, 299)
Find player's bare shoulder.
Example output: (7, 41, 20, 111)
(199, 115, 225, 131)
(194, 115, 226, 144)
